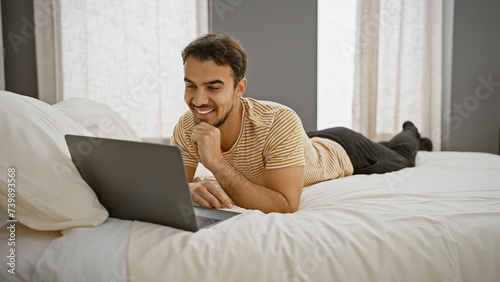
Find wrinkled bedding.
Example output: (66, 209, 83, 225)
(2, 151, 500, 282)
(126, 151, 500, 281)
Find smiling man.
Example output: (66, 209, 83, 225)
(171, 34, 431, 213)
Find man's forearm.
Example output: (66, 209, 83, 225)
(210, 160, 295, 213)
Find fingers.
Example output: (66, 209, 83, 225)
(206, 184, 233, 209)
(191, 122, 220, 144)
(191, 186, 219, 208)
(194, 121, 216, 131)
(190, 123, 223, 170)
(189, 182, 232, 209)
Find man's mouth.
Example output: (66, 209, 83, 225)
(195, 108, 215, 115)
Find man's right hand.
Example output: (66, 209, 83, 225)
(189, 181, 233, 209)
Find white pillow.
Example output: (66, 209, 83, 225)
(0, 91, 108, 231)
(53, 97, 141, 141)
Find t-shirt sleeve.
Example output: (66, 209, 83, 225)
(263, 109, 306, 170)
(170, 115, 200, 168)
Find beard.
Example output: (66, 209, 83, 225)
(192, 96, 235, 128)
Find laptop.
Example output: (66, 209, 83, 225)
(65, 134, 239, 232)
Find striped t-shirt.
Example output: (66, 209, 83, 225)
(171, 98, 353, 187)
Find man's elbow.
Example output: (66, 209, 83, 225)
(266, 200, 299, 214)
(283, 205, 299, 213)
(278, 206, 299, 214)
(279, 193, 301, 213)
(285, 200, 300, 213)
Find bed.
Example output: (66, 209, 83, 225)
(1, 91, 499, 282)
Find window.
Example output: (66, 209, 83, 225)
(59, 0, 207, 139)
(317, 0, 358, 130)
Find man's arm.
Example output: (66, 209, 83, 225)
(211, 160, 304, 213)
(189, 122, 304, 213)
(186, 162, 304, 213)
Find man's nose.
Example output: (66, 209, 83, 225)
(192, 89, 209, 107)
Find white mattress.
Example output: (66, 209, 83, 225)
(2, 151, 500, 281)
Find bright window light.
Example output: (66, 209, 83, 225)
(317, 0, 357, 130)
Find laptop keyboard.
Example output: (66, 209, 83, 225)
(196, 216, 221, 228)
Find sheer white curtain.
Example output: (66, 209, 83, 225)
(353, 0, 442, 149)
(34, 0, 208, 139)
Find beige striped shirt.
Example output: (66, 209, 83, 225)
(171, 98, 353, 187)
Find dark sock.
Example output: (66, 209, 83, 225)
(402, 121, 433, 151)
(401, 121, 421, 140)
(402, 121, 415, 129)
(419, 137, 433, 151)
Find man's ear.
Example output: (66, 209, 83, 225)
(235, 78, 247, 98)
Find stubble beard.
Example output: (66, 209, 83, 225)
(193, 96, 235, 128)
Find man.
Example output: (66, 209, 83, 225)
(171, 34, 432, 214)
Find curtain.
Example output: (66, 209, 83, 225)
(34, 0, 208, 139)
(34, 0, 63, 105)
(353, 0, 442, 150)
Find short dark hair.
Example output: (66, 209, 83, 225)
(182, 34, 247, 88)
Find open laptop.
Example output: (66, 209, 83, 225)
(65, 134, 239, 232)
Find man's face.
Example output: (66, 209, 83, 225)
(184, 57, 241, 127)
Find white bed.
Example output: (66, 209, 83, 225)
(1, 91, 500, 281)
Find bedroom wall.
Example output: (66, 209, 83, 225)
(209, 0, 318, 132)
(211, 0, 499, 154)
(442, 0, 500, 154)
(1, 0, 38, 98)
(0, 4, 5, 90)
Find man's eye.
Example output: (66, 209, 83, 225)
(186, 85, 196, 89)
(208, 87, 220, 91)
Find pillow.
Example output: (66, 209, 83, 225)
(0, 91, 108, 231)
(53, 97, 141, 141)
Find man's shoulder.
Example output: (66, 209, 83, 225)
(242, 97, 294, 112)
(242, 97, 299, 121)
(241, 97, 303, 132)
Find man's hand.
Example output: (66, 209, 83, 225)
(186, 122, 304, 213)
(190, 122, 224, 170)
(189, 181, 233, 209)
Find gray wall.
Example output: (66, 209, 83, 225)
(443, 0, 500, 154)
(1, 0, 38, 98)
(0, 4, 5, 90)
(209, 0, 318, 132)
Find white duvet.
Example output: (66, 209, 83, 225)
(27, 152, 500, 281)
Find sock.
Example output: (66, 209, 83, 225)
(419, 137, 433, 151)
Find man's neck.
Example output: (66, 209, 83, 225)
(219, 98, 243, 152)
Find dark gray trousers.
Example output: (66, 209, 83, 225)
(307, 125, 420, 174)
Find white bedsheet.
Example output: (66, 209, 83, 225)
(33, 219, 132, 282)
(15, 151, 500, 281)
(128, 151, 500, 281)
(0, 220, 61, 282)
